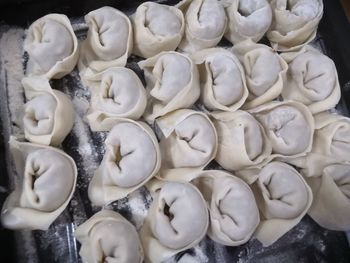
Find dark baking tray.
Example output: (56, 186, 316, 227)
(0, 0, 350, 262)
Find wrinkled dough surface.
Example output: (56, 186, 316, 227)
(21, 149, 75, 212)
(26, 19, 73, 72)
(24, 94, 57, 136)
(257, 162, 309, 219)
(327, 165, 350, 199)
(208, 54, 244, 106)
(145, 4, 182, 36)
(150, 53, 191, 103)
(160, 114, 216, 168)
(103, 123, 157, 188)
(151, 182, 207, 249)
(256, 105, 311, 155)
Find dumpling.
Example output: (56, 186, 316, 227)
(132, 2, 185, 58)
(281, 46, 340, 114)
(223, 0, 272, 44)
(156, 109, 217, 180)
(190, 170, 260, 246)
(22, 76, 75, 146)
(304, 164, 350, 231)
(212, 110, 272, 172)
(24, 14, 78, 79)
(191, 48, 248, 111)
(249, 101, 314, 158)
(251, 162, 312, 246)
(75, 210, 144, 263)
(267, 0, 323, 51)
(88, 119, 161, 206)
(1, 138, 77, 230)
(232, 40, 288, 109)
(85, 67, 147, 131)
(138, 51, 200, 123)
(140, 180, 208, 263)
(79, 6, 133, 80)
(177, 0, 227, 53)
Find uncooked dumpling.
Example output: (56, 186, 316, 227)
(156, 109, 217, 180)
(132, 2, 184, 58)
(250, 101, 314, 158)
(75, 210, 144, 263)
(251, 162, 312, 246)
(177, 0, 227, 53)
(1, 138, 77, 230)
(85, 67, 147, 131)
(140, 180, 208, 263)
(190, 170, 260, 246)
(212, 110, 272, 172)
(138, 51, 200, 123)
(282, 46, 340, 114)
(22, 76, 75, 146)
(232, 40, 287, 109)
(24, 14, 78, 79)
(223, 0, 272, 44)
(79, 6, 133, 80)
(88, 119, 161, 205)
(304, 164, 350, 231)
(267, 0, 323, 51)
(191, 48, 248, 111)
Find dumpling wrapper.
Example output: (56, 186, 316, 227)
(24, 13, 78, 79)
(79, 6, 133, 80)
(267, 0, 323, 51)
(251, 161, 312, 246)
(304, 164, 350, 231)
(189, 170, 260, 246)
(156, 109, 217, 181)
(1, 138, 77, 230)
(138, 51, 200, 123)
(281, 46, 340, 114)
(223, 0, 272, 44)
(177, 0, 227, 53)
(249, 100, 314, 158)
(211, 110, 272, 173)
(85, 67, 147, 131)
(75, 210, 144, 263)
(141, 180, 208, 263)
(191, 48, 248, 112)
(88, 118, 161, 206)
(132, 2, 185, 58)
(232, 40, 288, 109)
(21, 76, 75, 146)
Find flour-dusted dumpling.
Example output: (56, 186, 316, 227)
(79, 6, 133, 80)
(88, 119, 161, 205)
(191, 48, 248, 111)
(1, 138, 77, 230)
(140, 180, 208, 263)
(75, 210, 144, 263)
(132, 2, 184, 58)
(212, 110, 272, 173)
(139, 51, 200, 123)
(177, 0, 227, 53)
(22, 76, 74, 146)
(281, 46, 340, 114)
(304, 164, 350, 231)
(223, 0, 272, 44)
(249, 101, 314, 158)
(267, 0, 323, 51)
(232, 40, 288, 109)
(190, 170, 259, 246)
(24, 14, 78, 79)
(156, 109, 217, 181)
(251, 162, 312, 246)
(85, 67, 147, 131)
